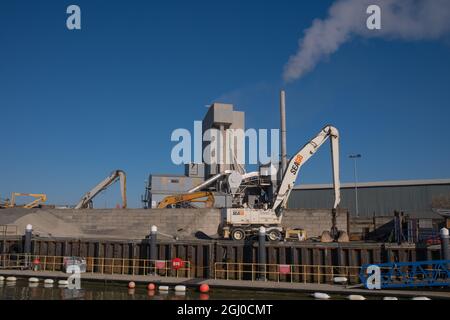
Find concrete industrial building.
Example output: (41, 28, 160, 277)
(202, 103, 245, 176)
(288, 179, 450, 218)
(142, 103, 245, 208)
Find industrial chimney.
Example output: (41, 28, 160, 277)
(280, 90, 287, 175)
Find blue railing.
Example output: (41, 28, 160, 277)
(360, 260, 450, 289)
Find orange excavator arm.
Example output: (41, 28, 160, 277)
(157, 191, 214, 209)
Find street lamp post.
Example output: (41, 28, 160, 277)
(349, 154, 362, 217)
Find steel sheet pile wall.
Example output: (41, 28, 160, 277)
(1, 236, 435, 282)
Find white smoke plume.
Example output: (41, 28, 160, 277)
(283, 0, 450, 82)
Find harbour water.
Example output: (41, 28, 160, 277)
(0, 279, 377, 300)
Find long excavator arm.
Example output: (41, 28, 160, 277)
(75, 170, 127, 209)
(157, 191, 214, 209)
(272, 125, 340, 213)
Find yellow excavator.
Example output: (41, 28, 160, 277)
(2, 193, 47, 209)
(157, 191, 214, 209)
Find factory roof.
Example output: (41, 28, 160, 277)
(293, 179, 450, 190)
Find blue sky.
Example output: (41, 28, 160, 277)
(1, 0, 449, 208)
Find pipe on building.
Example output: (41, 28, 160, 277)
(187, 171, 232, 193)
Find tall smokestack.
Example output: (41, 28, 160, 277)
(280, 90, 287, 175)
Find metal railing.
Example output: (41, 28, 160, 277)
(213, 261, 449, 286)
(360, 260, 450, 288)
(0, 254, 191, 278)
(214, 262, 362, 284)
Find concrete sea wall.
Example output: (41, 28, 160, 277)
(0, 208, 347, 240)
